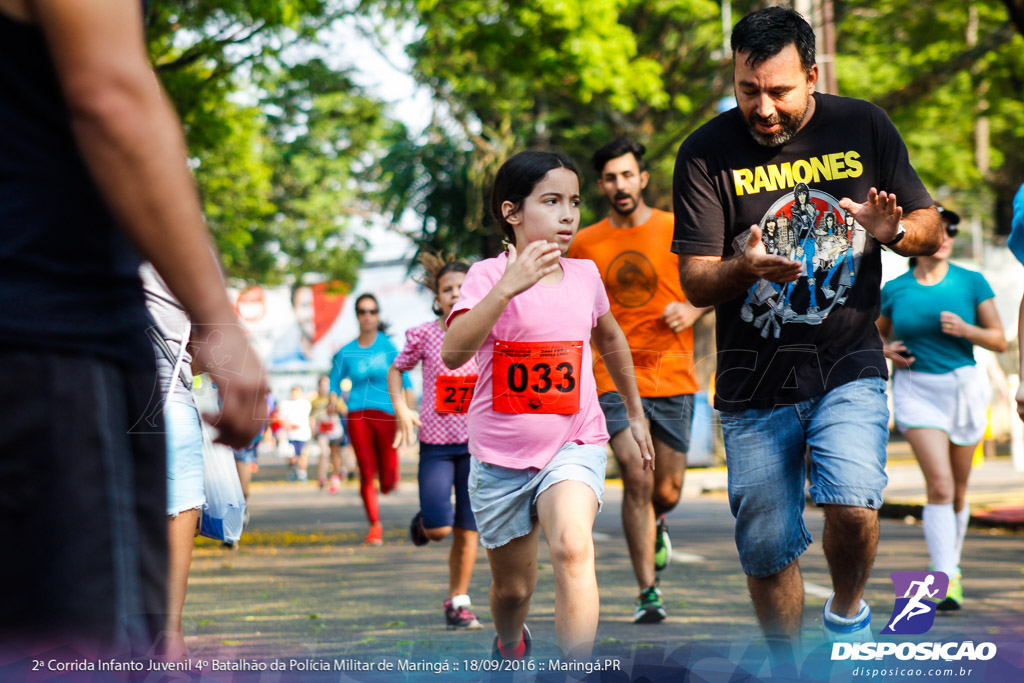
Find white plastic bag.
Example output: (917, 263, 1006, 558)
(193, 375, 246, 543)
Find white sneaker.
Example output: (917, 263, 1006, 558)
(822, 593, 873, 642)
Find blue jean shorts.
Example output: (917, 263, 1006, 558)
(233, 444, 258, 464)
(721, 377, 889, 578)
(468, 443, 607, 549)
(165, 400, 206, 517)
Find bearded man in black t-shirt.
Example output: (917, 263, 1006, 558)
(672, 6, 942, 645)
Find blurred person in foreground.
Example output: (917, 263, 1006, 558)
(0, 0, 266, 658)
(1011, 182, 1024, 422)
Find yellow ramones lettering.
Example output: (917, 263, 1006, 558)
(732, 151, 863, 196)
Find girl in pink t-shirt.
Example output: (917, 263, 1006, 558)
(387, 254, 483, 631)
(443, 150, 653, 662)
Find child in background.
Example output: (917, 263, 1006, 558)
(442, 150, 653, 661)
(279, 385, 313, 482)
(388, 254, 483, 630)
(312, 375, 346, 491)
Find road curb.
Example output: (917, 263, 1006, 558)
(879, 500, 1024, 531)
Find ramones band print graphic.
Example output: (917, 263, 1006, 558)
(739, 183, 866, 338)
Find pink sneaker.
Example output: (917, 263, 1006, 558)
(329, 475, 341, 494)
(365, 523, 383, 546)
(444, 598, 483, 629)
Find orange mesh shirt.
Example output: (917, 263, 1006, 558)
(568, 208, 699, 397)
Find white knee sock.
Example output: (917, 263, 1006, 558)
(922, 503, 957, 577)
(953, 503, 969, 569)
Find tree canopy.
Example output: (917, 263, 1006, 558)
(150, 0, 1024, 281)
(368, 0, 1024, 255)
(146, 0, 384, 286)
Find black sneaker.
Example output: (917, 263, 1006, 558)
(492, 625, 532, 660)
(409, 511, 429, 546)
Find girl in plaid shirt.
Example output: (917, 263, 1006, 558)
(388, 254, 483, 630)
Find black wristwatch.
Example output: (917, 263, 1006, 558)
(881, 221, 907, 249)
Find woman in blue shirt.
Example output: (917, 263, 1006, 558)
(877, 208, 1006, 611)
(330, 293, 412, 545)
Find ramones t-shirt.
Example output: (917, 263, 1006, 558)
(671, 92, 932, 412)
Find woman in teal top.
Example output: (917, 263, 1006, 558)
(329, 293, 412, 545)
(877, 208, 1006, 611)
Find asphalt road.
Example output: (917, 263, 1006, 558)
(179, 471, 1024, 682)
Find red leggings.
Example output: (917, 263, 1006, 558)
(347, 410, 399, 524)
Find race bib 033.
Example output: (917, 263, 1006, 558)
(491, 340, 582, 415)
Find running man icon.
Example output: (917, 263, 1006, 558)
(882, 571, 949, 635)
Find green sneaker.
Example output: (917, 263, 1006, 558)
(654, 515, 672, 572)
(937, 569, 962, 611)
(633, 586, 666, 624)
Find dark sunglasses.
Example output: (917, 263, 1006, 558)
(356, 308, 379, 315)
(946, 225, 958, 238)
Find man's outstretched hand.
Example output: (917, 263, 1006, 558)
(192, 323, 268, 448)
(839, 188, 903, 244)
(740, 226, 803, 284)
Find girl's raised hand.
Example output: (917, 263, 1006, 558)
(499, 241, 562, 298)
(392, 407, 421, 448)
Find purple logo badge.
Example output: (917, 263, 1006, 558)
(881, 571, 948, 635)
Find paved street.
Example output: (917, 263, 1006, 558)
(179, 457, 1024, 681)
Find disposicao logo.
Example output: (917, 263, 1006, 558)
(880, 571, 948, 635)
(831, 570, 998, 664)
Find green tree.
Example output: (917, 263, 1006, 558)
(371, 0, 1024, 256)
(261, 59, 402, 285)
(835, 0, 1024, 229)
(146, 1, 393, 285)
(363, 0, 713, 258)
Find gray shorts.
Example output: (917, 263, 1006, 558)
(599, 392, 694, 454)
(468, 443, 607, 549)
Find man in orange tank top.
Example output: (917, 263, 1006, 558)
(569, 138, 710, 624)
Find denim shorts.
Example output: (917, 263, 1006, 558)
(468, 443, 607, 549)
(165, 400, 206, 517)
(721, 377, 889, 578)
(599, 391, 694, 454)
(233, 444, 258, 464)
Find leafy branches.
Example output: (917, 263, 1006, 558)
(147, 0, 389, 285)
